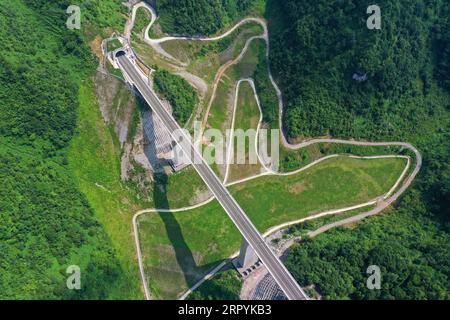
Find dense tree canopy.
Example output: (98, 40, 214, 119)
(286, 189, 450, 300)
(1, 0, 449, 300)
(268, 0, 450, 141)
(0, 0, 124, 298)
(155, 0, 256, 35)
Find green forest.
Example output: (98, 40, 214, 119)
(266, 0, 450, 299)
(0, 0, 126, 299)
(269, 0, 449, 141)
(154, 0, 257, 35)
(188, 268, 242, 300)
(1, 0, 449, 300)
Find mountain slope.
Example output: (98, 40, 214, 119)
(0, 0, 125, 299)
(268, 0, 449, 141)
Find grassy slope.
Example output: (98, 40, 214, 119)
(68, 81, 210, 299)
(153, 69, 199, 126)
(68, 82, 143, 299)
(227, 81, 263, 182)
(188, 265, 242, 300)
(138, 156, 406, 299)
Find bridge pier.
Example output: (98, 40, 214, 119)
(238, 238, 258, 269)
(116, 54, 309, 299)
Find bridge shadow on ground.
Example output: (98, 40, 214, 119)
(142, 103, 223, 296)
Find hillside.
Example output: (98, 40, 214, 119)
(154, 0, 260, 35)
(153, 0, 450, 300)
(0, 0, 126, 299)
(268, 0, 449, 141)
(266, 0, 450, 299)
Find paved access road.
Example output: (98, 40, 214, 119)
(117, 54, 308, 300)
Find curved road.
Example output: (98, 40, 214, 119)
(123, 1, 422, 300)
(117, 54, 309, 300)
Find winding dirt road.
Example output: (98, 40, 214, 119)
(124, 1, 422, 300)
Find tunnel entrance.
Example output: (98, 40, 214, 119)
(115, 50, 126, 58)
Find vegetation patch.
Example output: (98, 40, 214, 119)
(207, 39, 264, 134)
(227, 81, 264, 182)
(156, 0, 259, 35)
(153, 69, 199, 126)
(188, 265, 242, 300)
(0, 0, 128, 299)
(253, 44, 278, 126)
(138, 156, 406, 299)
(133, 7, 151, 36)
(268, 0, 450, 141)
